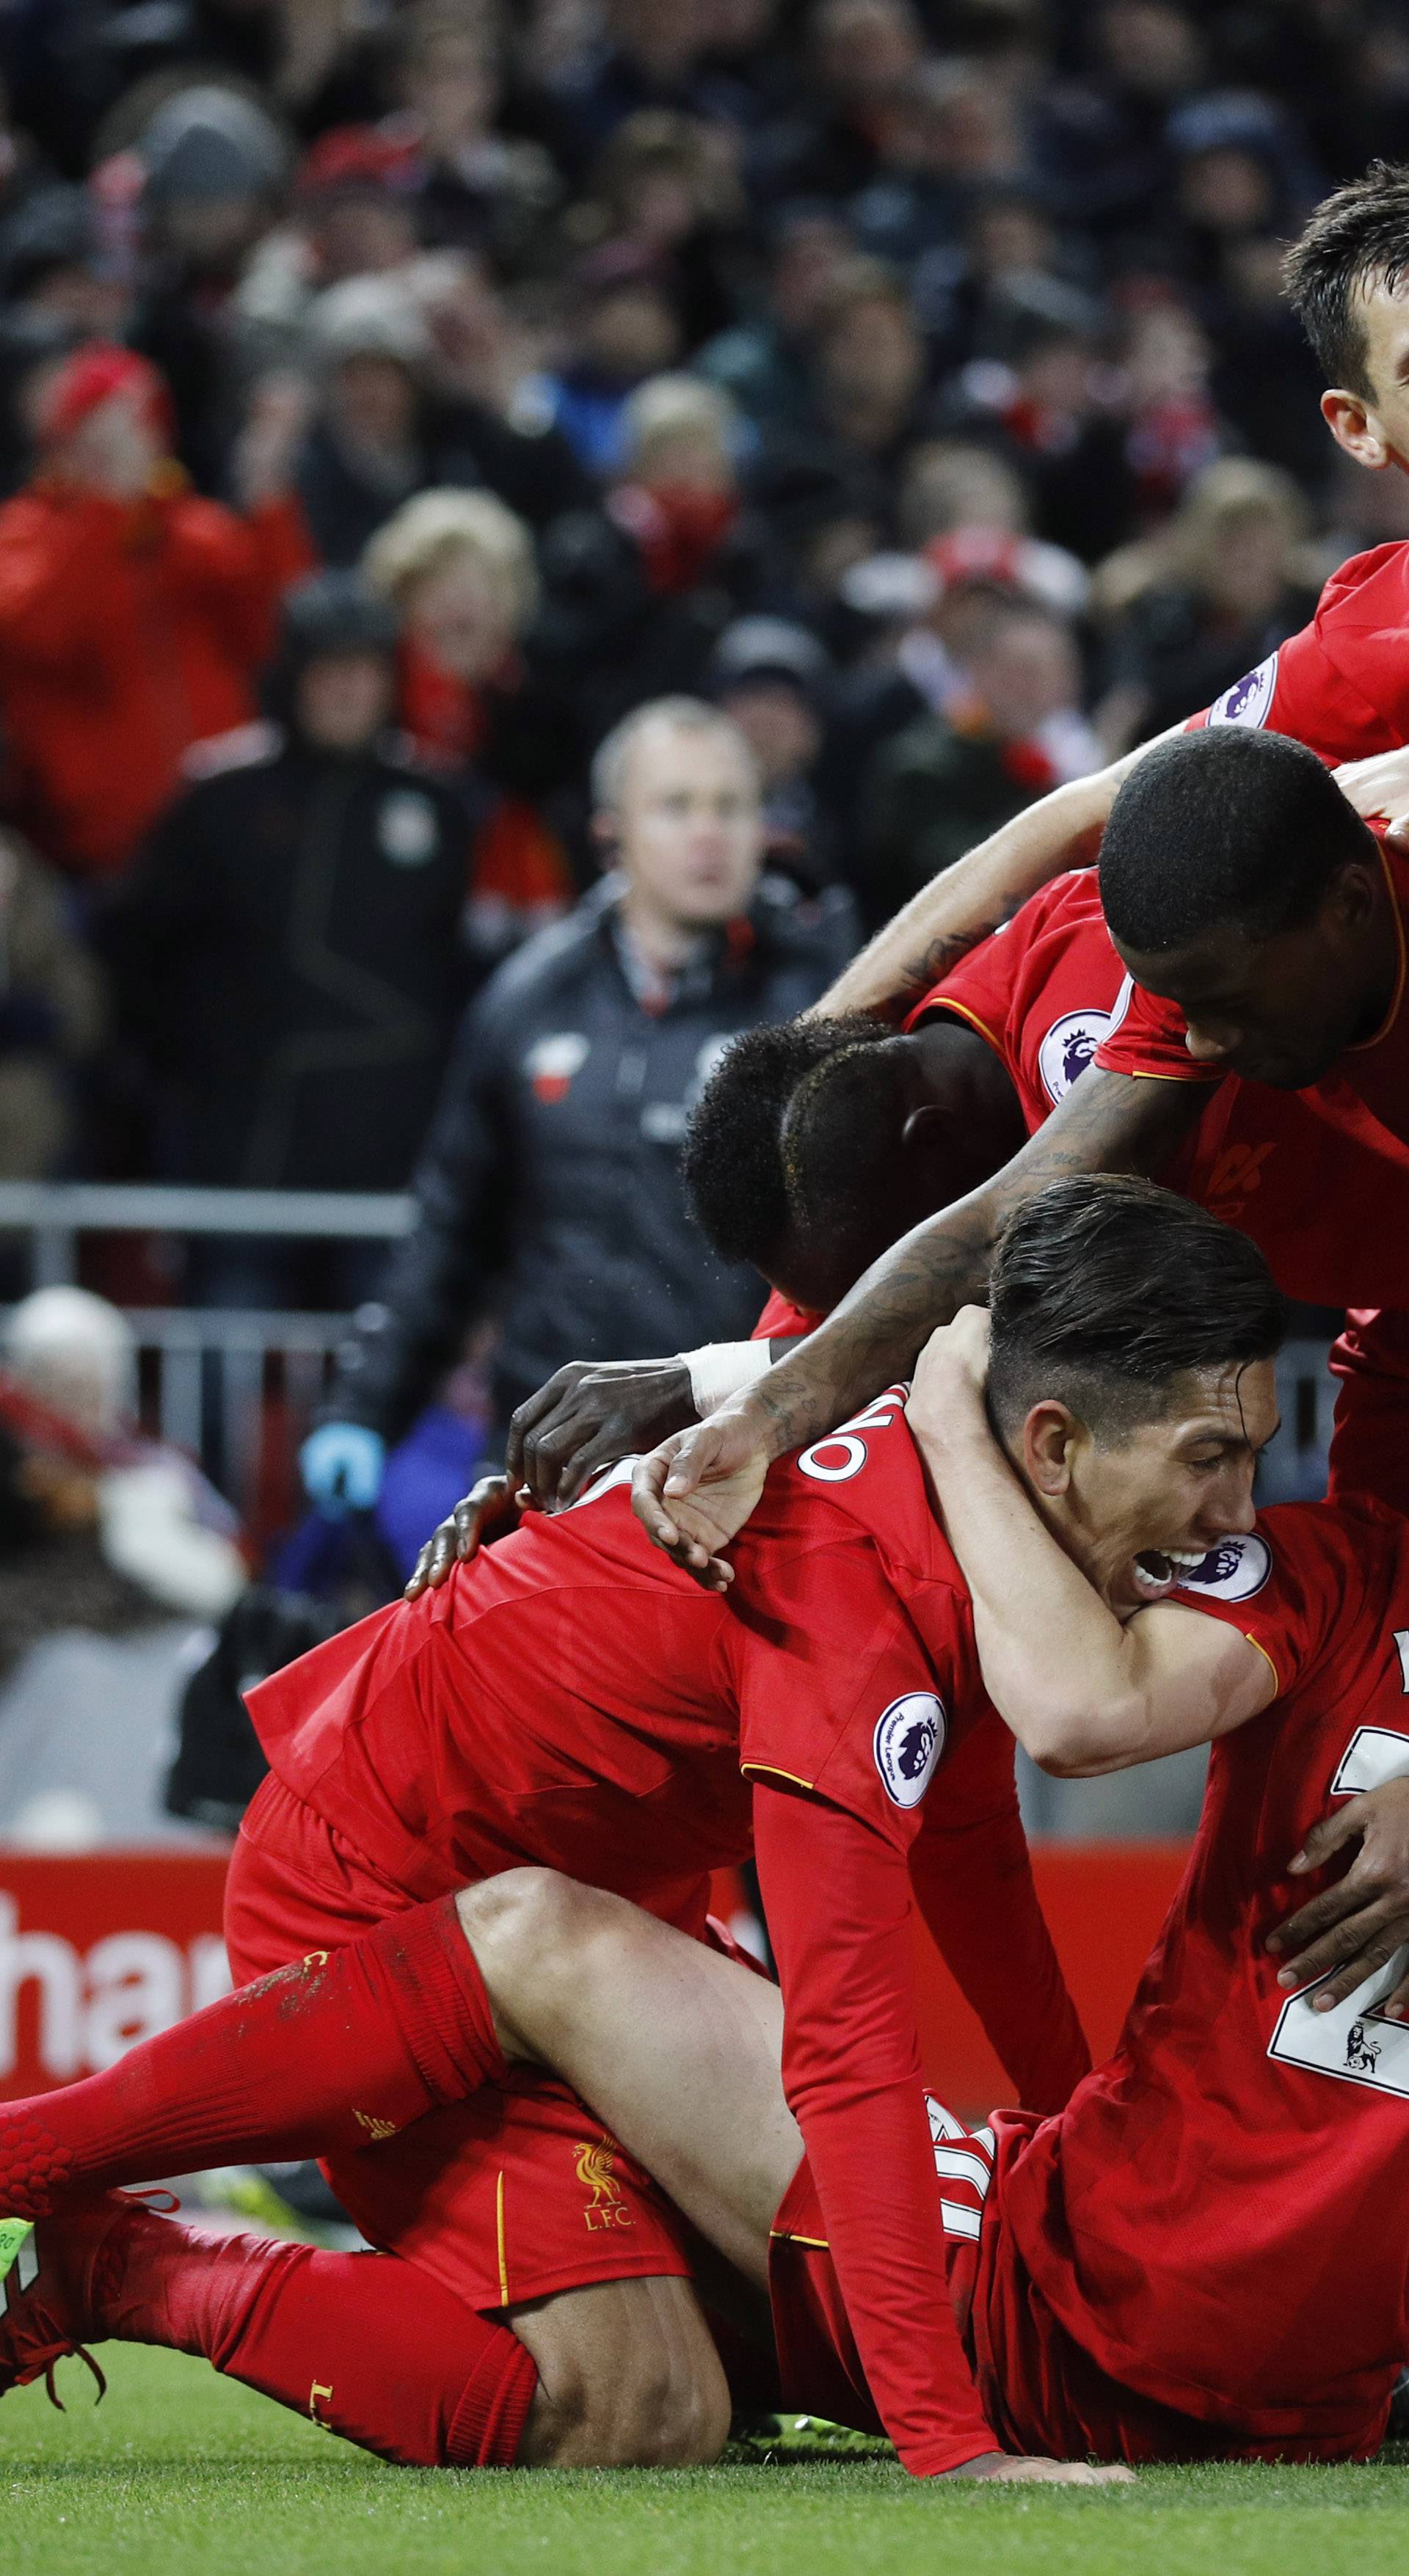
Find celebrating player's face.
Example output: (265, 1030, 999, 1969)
(1026, 1358, 1281, 1620)
(1113, 908, 1375, 1092)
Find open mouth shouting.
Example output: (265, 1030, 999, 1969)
(1131, 1546, 1214, 1603)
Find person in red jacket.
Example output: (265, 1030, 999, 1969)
(0, 343, 313, 878)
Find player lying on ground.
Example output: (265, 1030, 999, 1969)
(10, 1196, 1409, 2467)
(454, 738, 1409, 1530)
(0, 1178, 1341, 2481)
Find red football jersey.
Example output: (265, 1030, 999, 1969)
(1002, 1500, 1409, 2448)
(1093, 829, 1409, 1164)
(248, 1393, 1090, 2478)
(919, 869, 1409, 1305)
(753, 1286, 820, 1341)
(248, 1391, 998, 1910)
(1188, 541, 1409, 757)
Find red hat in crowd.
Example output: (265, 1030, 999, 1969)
(37, 342, 175, 449)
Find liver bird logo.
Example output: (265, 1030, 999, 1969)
(575, 2139, 622, 2205)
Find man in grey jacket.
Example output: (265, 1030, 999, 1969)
(302, 696, 856, 1511)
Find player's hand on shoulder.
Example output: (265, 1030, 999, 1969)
(404, 1474, 531, 1598)
(1267, 1777, 1409, 2016)
(506, 1358, 697, 1509)
(946, 2452, 1136, 2486)
(631, 1409, 771, 1590)
(906, 1306, 991, 1440)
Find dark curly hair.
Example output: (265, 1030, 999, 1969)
(682, 1015, 888, 1272)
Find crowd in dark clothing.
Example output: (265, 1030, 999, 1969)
(0, 0, 1394, 1432)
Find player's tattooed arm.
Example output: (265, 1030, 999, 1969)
(632, 1071, 1207, 1585)
(1267, 1778, 1409, 2017)
(811, 734, 1179, 1025)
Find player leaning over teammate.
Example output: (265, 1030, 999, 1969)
(465, 742, 1409, 1540)
(478, 156, 1409, 1524)
(7, 1183, 1409, 2470)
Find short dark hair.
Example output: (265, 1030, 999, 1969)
(1099, 727, 1377, 953)
(1283, 161, 1409, 398)
(682, 1016, 885, 1272)
(780, 1036, 914, 1245)
(987, 1175, 1286, 1443)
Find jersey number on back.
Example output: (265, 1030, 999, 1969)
(1267, 1687, 1409, 2100)
(797, 1389, 908, 1483)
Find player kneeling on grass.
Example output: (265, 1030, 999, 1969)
(3, 1185, 1409, 2473)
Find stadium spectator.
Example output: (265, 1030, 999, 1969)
(546, 0, 732, 176)
(858, 593, 1099, 916)
(377, 2, 564, 269)
(364, 485, 581, 964)
(769, 0, 926, 203)
(521, 239, 685, 476)
(707, 613, 842, 892)
(1028, 0, 1206, 247)
(759, 257, 933, 521)
(572, 109, 749, 354)
(234, 127, 422, 371)
(296, 272, 435, 564)
(295, 263, 592, 564)
(301, 696, 856, 1513)
(695, 205, 853, 432)
(851, 59, 1028, 274)
(0, 826, 103, 1178)
(1093, 456, 1319, 749)
(537, 374, 769, 735)
(117, 84, 292, 493)
(101, 570, 476, 1299)
(0, 341, 310, 878)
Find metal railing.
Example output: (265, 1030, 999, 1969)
(0, 1182, 412, 1291)
(0, 1185, 415, 1522)
(0, 1186, 1344, 1524)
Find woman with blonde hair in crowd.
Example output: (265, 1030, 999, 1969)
(365, 487, 582, 963)
(1092, 454, 1319, 749)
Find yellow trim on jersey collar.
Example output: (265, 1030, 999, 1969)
(1347, 835, 1407, 1054)
(916, 996, 1007, 1063)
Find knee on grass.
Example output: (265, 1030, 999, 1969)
(516, 2284, 732, 2470)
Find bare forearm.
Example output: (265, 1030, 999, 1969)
(736, 1069, 1199, 1465)
(908, 1393, 1135, 1760)
(815, 761, 1140, 1024)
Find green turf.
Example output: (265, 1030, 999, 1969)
(2, 2345, 1406, 2576)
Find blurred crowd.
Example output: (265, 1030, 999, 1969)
(0, 0, 1386, 1835)
(0, 0, 1397, 1201)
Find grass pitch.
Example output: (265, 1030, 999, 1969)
(2, 2346, 1406, 2576)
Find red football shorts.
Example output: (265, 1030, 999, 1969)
(769, 2100, 1382, 2464)
(225, 1775, 693, 2314)
(1327, 1309, 1409, 1518)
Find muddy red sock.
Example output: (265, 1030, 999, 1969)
(0, 1896, 506, 2216)
(93, 2206, 536, 2467)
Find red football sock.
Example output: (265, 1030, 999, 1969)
(0, 1895, 506, 2216)
(92, 2205, 536, 2468)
